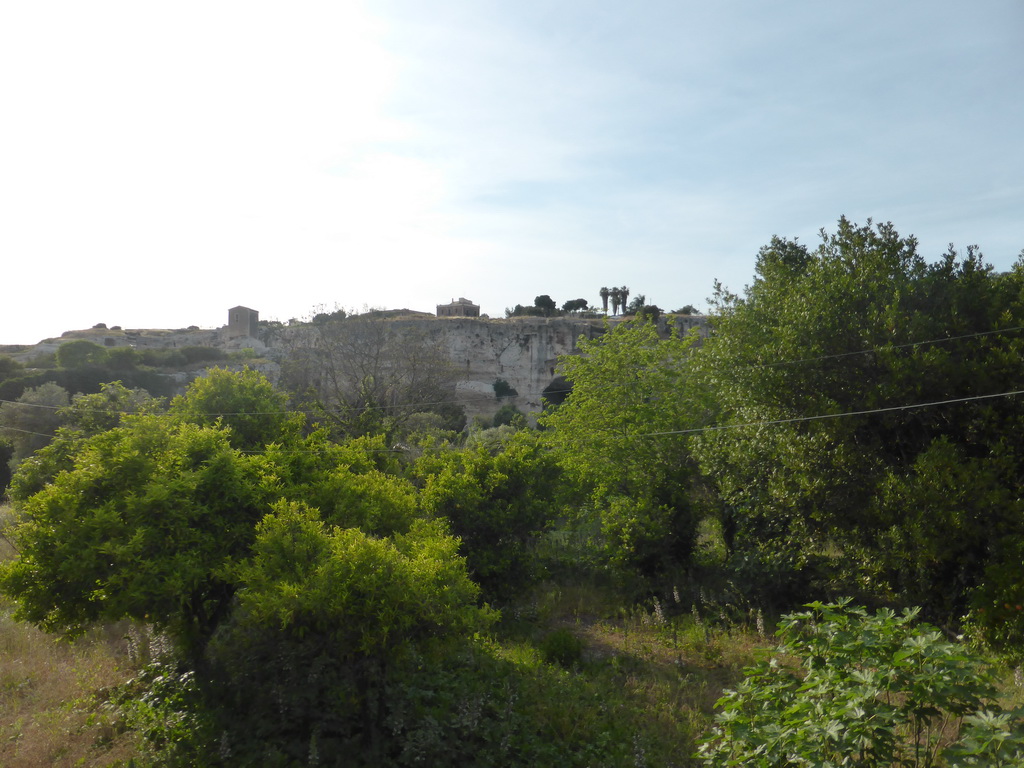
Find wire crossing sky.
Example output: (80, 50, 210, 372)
(2, 1, 1022, 345)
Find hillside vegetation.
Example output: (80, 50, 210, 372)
(2, 217, 1024, 765)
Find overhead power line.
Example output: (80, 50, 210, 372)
(640, 388, 1024, 438)
(6, 387, 1024, 452)
(738, 325, 1024, 370)
(0, 425, 60, 439)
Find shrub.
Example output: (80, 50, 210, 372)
(55, 340, 107, 369)
(139, 348, 187, 368)
(104, 346, 141, 369)
(493, 404, 527, 428)
(698, 599, 1024, 767)
(180, 346, 226, 364)
(205, 504, 492, 764)
(540, 628, 584, 669)
(0, 355, 23, 382)
(416, 435, 562, 602)
(493, 378, 518, 399)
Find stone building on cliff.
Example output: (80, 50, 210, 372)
(227, 306, 259, 338)
(436, 298, 480, 318)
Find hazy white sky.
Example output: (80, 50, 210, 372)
(2, 1, 1022, 344)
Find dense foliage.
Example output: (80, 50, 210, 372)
(540, 318, 709, 578)
(3, 216, 1024, 764)
(691, 219, 1024, 643)
(0, 370, 491, 763)
(415, 432, 562, 602)
(700, 601, 1024, 767)
(0, 381, 69, 469)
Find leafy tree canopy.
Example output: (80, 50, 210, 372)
(0, 381, 69, 471)
(205, 501, 492, 762)
(533, 294, 557, 314)
(233, 502, 489, 661)
(169, 366, 303, 451)
(691, 217, 1024, 629)
(0, 354, 24, 381)
(55, 340, 108, 369)
(540, 318, 709, 576)
(415, 432, 561, 601)
(0, 415, 265, 658)
(62, 380, 163, 437)
(0, 370, 425, 664)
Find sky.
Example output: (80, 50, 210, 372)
(2, 1, 1022, 345)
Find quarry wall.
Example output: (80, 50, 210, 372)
(10, 315, 708, 424)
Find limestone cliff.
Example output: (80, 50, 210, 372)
(7, 314, 708, 423)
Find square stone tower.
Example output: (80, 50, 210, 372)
(227, 306, 259, 337)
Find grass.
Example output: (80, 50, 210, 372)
(0, 504, 142, 767)
(0, 500, 760, 767)
(0, 613, 142, 767)
(0, 496, 771, 765)
(490, 579, 771, 765)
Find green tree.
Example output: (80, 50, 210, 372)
(635, 304, 662, 322)
(254, 432, 419, 538)
(415, 433, 561, 601)
(623, 293, 646, 315)
(62, 380, 162, 437)
(0, 354, 24, 382)
(0, 415, 266, 660)
(493, 378, 518, 399)
(206, 501, 490, 762)
(562, 298, 589, 313)
(55, 339, 108, 369)
(533, 294, 557, 316)
(624, 294, 662, 321)
(103, 345, 141, 369)
(691, 218, 1024, 624)
(169, 366, 303, 451)
(0, 381, 69, 470)
(540, 318, 708, 577)
(3, 423, 429, 669)
(0, 367, 494, 762)
(6, 382, 164, 498)
(492, 403, 527, 428)
(1, 370, 306, 660)
(505, 303, 540, 318)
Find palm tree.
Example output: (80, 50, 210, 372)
(599, 287, 610, 314)
(620, 286, 630, 314)
(610, 287, 622, 316)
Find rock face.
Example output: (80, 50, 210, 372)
(264, 316, 610, 424)
(430, 316, 607, 421)
(270, 314, 707, 423)
(9, 315, 708, 424)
